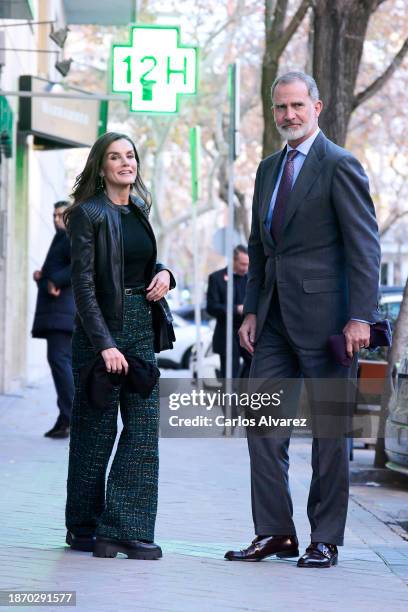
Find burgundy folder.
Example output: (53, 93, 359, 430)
(328, 320, 392, 367)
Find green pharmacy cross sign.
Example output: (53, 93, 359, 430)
(112, 25, 198, 114)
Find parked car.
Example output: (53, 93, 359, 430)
(378, 287, 403, 321)
(156, 313, 212, 369)
(385, 349, 408, 476)
(358, 287, 403, 363)
(190, 334, 222, 388)
(356, 286, 404, 449)
(174, 304, 212, 325)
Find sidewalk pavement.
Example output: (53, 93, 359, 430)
(0, 376, 408, 612)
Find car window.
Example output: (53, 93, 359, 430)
(379, 302, 387, 318)
(379, 295, 402, 323)
(171, 313, 189, 328)
(387, 301, 402, 321)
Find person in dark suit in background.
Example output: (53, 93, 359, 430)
(206, 245, 252, 380)
(224, 72, 381, 568)
(32, 201, 75, 439)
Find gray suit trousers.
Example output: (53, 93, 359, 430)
(247, 291, 357, 546)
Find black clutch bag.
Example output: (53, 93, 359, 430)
(150, 297, 176, 353)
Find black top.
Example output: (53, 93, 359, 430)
(119, 205, 154, 286)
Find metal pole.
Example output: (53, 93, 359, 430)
(192, 196, 203, 380)
(0, 90, 129, 101)
(190, 127, 203, 380)
(0, 20, 56, 28)
(225, 61, 240, 437)
(225, 147, 234, 437)
(0, 48, 59, 54)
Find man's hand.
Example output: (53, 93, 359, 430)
(343, 320, 370, 359)
(47, 280, 61, 297)
(101, 347, 129, 374)
(146, 270, 170, 302)
(33, 270, 42, 281)
(239, 314, 257, 354)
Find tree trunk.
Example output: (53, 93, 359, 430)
(262, 0, 313, 157)
(261, 56, 283, 158)
(261, 0, 287, 158)
(312, 0, 378, 146)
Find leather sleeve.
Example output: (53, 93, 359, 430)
(69, 206, 117, 352)
(332, 155, 381, 323)
(243, 162, 267, 315)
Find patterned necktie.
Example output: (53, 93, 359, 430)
(270, 149, 299, 242)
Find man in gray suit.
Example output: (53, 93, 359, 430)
(224, 72, 380, 568)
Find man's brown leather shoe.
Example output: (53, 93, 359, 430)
(224, 535, 299, 562)
(297, 542, 338, 568)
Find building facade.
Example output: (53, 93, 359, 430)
(0, 0, 109, 392)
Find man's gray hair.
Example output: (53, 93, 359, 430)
(271, 71, 320, 102)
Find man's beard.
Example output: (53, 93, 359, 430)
(276, 122, 311, 141)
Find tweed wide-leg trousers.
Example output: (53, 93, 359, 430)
(65, 294, 159, 541)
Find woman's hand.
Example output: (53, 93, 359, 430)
(146, 270, 170, 302)
(101, 347, 129, 374)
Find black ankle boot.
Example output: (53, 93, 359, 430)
(44, 416, 70, 439)
(93, 536, 162, 560)
(66, 531, 95, 552)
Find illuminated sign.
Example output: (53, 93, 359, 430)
(112, 25, 198, 114)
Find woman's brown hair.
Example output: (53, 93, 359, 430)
(63, 132, 151, 226)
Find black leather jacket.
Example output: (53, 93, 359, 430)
(68, 192, 176, 352)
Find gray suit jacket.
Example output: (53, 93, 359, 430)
(243, 131, 381, 349)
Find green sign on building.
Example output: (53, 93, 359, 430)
(0, 96, 13, 158)
(112, 25, 198, 114)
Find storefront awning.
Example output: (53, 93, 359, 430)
(0, 0, 34, 19)
(62, 0, 136, 25)
(18, 76, 108, 149)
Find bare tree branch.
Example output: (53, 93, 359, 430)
(379, 210, 408, 237)
(160, 201, 214, 236)
(390, 154, 408, 182)
(150, 118, 175, 229)
(266, 0, 288, 38)
(276, 0, 313, 56)
(156, 148, 223, 240)
(264, 0, 276, 34)
(202, 0, 251, 50)
(353, 37, 408, 110)
(373, 0, 387, 9)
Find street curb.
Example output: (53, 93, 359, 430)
(350, 466, 408, 485)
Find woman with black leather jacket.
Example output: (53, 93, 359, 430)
(64, 132, 175, 560)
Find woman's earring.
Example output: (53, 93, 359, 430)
(98, 175, 105, 190)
